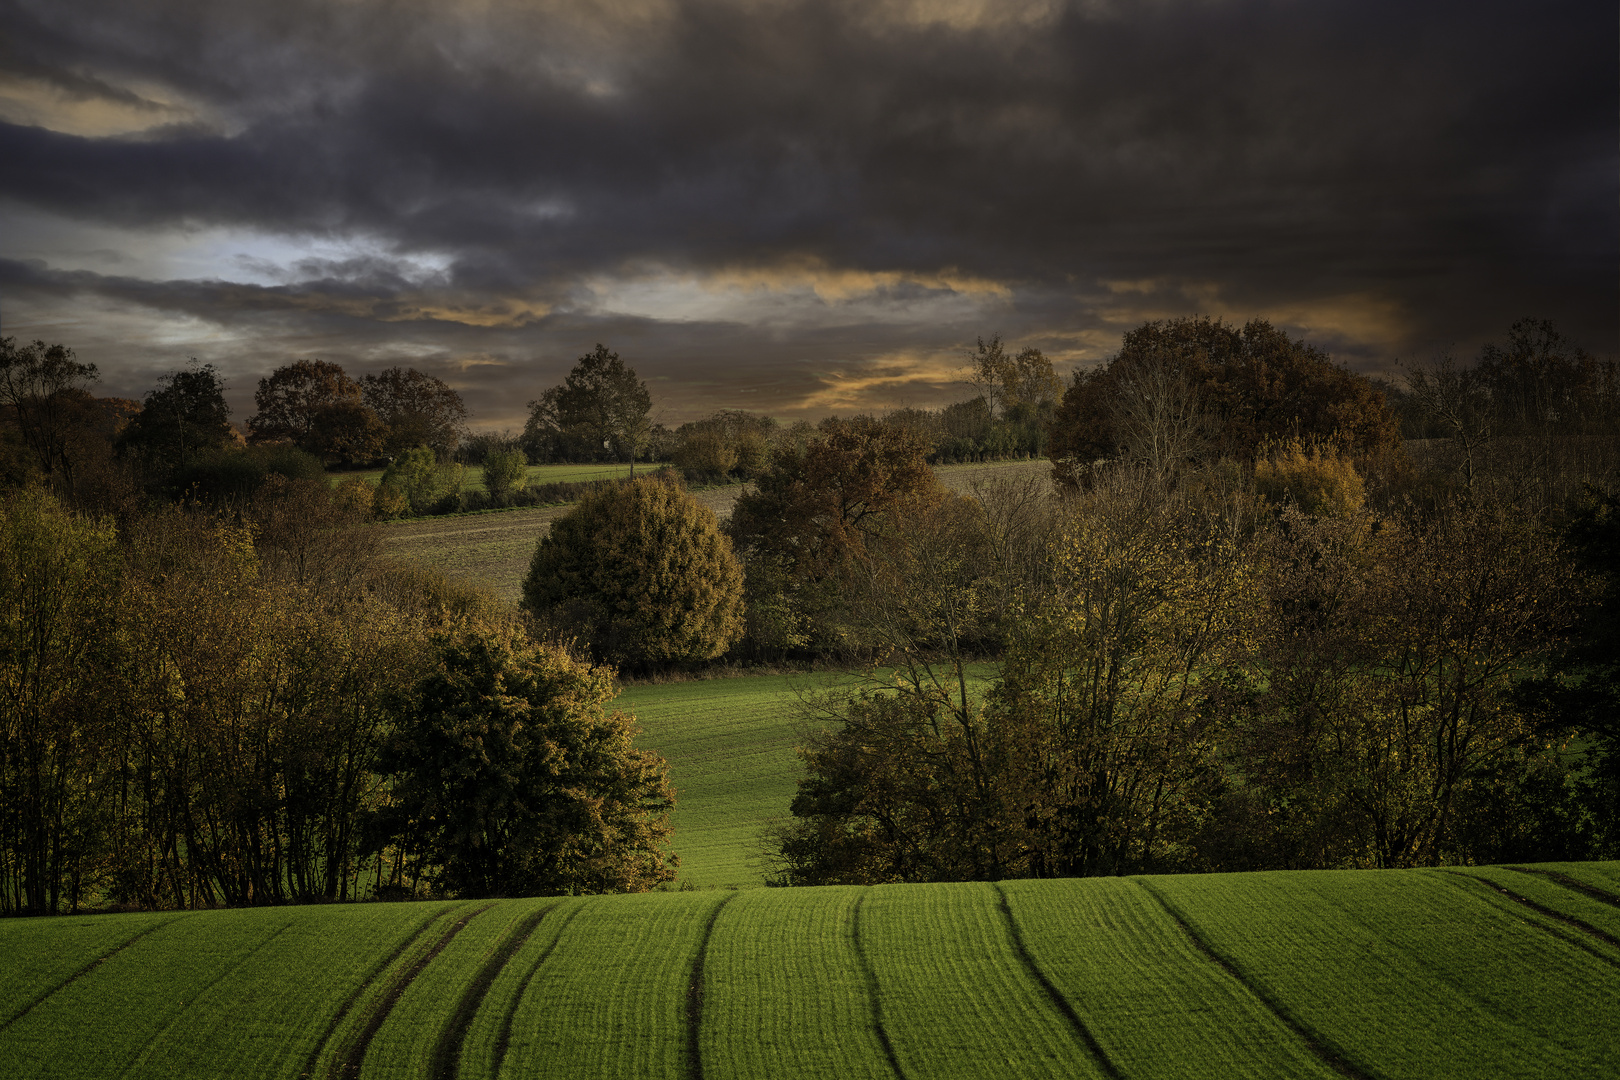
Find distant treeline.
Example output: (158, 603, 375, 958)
(2, 315, 1617, 911)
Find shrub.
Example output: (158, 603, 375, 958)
(379, 446, 464, 515)
(482, 448, 528, 499)
(1254, 439, 1366, 518)
(374, 628, 677, 896)
(521, 476, 745, 668)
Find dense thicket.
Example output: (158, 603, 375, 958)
(0, 489, 676, 915)
(1047, 317, 1402, 486)
(775, 319, 1619, 884)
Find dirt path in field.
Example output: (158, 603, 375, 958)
(377, 459, 1051, 605)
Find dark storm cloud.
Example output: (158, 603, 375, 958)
(1, 0, 1614, 414)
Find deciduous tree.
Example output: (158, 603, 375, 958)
(248, 359, 384, 465)
(524, 345, 652, 463)
(374, 629, 677, 896)
(523, 476, 744, 668)
(360, 367, 467, 458)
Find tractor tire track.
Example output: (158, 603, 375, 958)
(1134, 879, 1374, 1080)
(428, 902, 561, 1080)
(1437, 871, 1620, 969)
(850, 891, 907, 1080)
(300, 902, 459, 1080)
(684, 892, 738, 1080)
(327, 903, 495, 1079)
(489, 901, 586, 1079)
(993, 883, 1123, 1080)
(1506, 866, 1620, 908)
(0, 915, 186, 1031)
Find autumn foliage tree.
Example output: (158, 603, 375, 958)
(728, 415, 946, 653)
(360, 367, 468, 459)
(248, 359, 384, 465)
(522, 476, 744, 669)
(1048, 317, 1401, 486)
(374, 629, 676, 897)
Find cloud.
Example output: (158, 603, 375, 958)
(0, 0, 1611, 426)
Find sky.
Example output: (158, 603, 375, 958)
(1, 0, 1614, 431)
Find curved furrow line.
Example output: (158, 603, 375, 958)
(993, 883, 1123, 1080)
(0, 915, 186, 1031)
(328, 903, 496, 1079)
(489, 902, 586, 1079)
(300, 902, 459, 1080)
(849, 891, 906, 1080)
(427, 901, 561, 1080)
(1506, 866, 1620, 908)
(1133, 879, 1374, 1080)
(1436, 872, 1620, 967)
(118, 921, 296, 1080)
(684, 891, 737, 1080)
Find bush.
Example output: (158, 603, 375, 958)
(1254, 439, 1366, 518)
(374, 628, 677, 897)
(169, 444, 326, 504)
(482, 448, 528, 498)
(379, 446, 465, 516)
(521, 476, 745, 669)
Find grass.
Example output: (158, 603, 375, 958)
(1143, 868, 1620, 1080)
(0, 909, 179, 1027)
(699, 886, 889, 1080)
(343, 461, 675, 493)
(495, 891, 729, 1080)
(857, 881, 1100, 1079)
(615, 672, 853, 889)
(1450, 864, 1620, 942)
(2, 865, 1617, 1079)
(620, 664, 998, 889)
(360, 899, 551, 1080)
(999, 877, 1338, 1079)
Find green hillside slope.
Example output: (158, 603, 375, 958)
(3, 866, 1615, 1080)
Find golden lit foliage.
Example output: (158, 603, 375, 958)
(523, 475, 745, 668)
(1253, 438, 1366, 518)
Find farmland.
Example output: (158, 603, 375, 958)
(2, 865, 1614, 1079)
(344, 461, 677, 493)
(375, 458, 1051, 604)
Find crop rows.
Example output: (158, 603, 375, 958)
(2, 864, 1616, 1080)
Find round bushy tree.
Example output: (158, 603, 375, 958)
(378, 629, 677, 896)
(522, 476, 744, 668)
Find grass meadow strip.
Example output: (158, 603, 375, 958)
(496, 891, 729, 1080)
(1449, 867, 1620, 950)
(0, 906, 294, 1078)
(0, 910, 184, 1028)
(455, 898, 586, 1080)
(999, 879, 1338, 1080)
(858, 881, 1106, 1080)
(1148, 869, 1620, 1080)
(1513, 861, 1620, 902)
(117, 902, 458, 1080)
(698, 886, 891, 1080)
(616, 674, 831, 888)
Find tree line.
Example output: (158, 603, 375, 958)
(3, 315, 1615, 910)
(0, 480, 675, 916)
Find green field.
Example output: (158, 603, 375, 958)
(344, 461, 675, 493)
(617, 672, 849, 889)
(3, 866, 1614, 1079)
(373, 458, 1052, 603)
